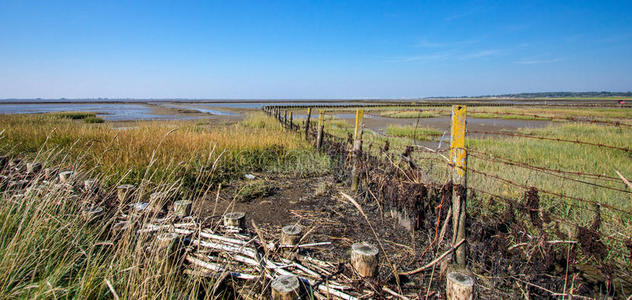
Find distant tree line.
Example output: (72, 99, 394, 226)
(427, 91, 632, 99)
(484, 91, 632, 98)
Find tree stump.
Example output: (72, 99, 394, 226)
(117, 184, 135, 202)
(271, 275, 300, 300)
(446, 272, 474, 300)
(26, 162, 42, 175)
(223, 212, 245, 230)
(351, 242, 379, 277)
(281, 225, 302, 247)
(59, 171, 74, 183)
(173, 200, 192, 217)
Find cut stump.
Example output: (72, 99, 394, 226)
(351, 242, 379, 277)
(281, 225, 302, 247)
(446, 272, 474, 300)
(271, 275, 300, 300)
(223, 212, 245, 230)
(173, 200, 192, 217)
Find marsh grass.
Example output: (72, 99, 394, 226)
(373, 105, 632, 122)
(52, 111, 98, 120)
(0, 112, 330, 189)
(84, 116, 105, 123)
(234, 179, 276, 202)
(399, 123, 632, 264)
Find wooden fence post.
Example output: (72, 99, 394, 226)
(284, 111, 288, 128)
(450, 105, 467, 267)
(316, 111, 324, 151)
(289, 112, 293, 130)
(351, 109, 364, 192)
(305, 108, 312, 140)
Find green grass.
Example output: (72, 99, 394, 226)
(52, 111, 98, 120)
(84, 116, 105, 123)
(371, 106, 632, 123)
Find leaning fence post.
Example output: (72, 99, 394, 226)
(316, 111, 325, 151)
(351, 109, 364, 192)
(283, 111, 288, 128)
(450, 105, 467, 267)
(305, 108, 311, 140)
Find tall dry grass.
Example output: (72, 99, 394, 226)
(0, 113, 330, 189)
(0, 154, 221, 299)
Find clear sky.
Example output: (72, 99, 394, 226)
(0, 0, 630, 99)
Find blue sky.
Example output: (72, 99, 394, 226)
(0, 0, 630, 99)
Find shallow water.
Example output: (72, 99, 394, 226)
(156, 103, 237, 116)
(0, 103, 204, 121)
(0, 101, 373, 120)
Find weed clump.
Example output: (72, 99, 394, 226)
(235, 179, 276, 202)
(84, 116, 104, 123)
(52, 111, 97, 119)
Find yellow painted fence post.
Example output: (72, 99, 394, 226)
(450, 105, 467, 267)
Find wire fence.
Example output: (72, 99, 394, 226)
(263, 104, 632, 298)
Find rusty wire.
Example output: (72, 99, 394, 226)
(468, 130, 632, 153)
(465, 166, 632, 216)
(468, 152, 630, 193)
(466, 148, 621, 182)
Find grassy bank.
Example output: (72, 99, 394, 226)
(0, 112, 330, 190)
